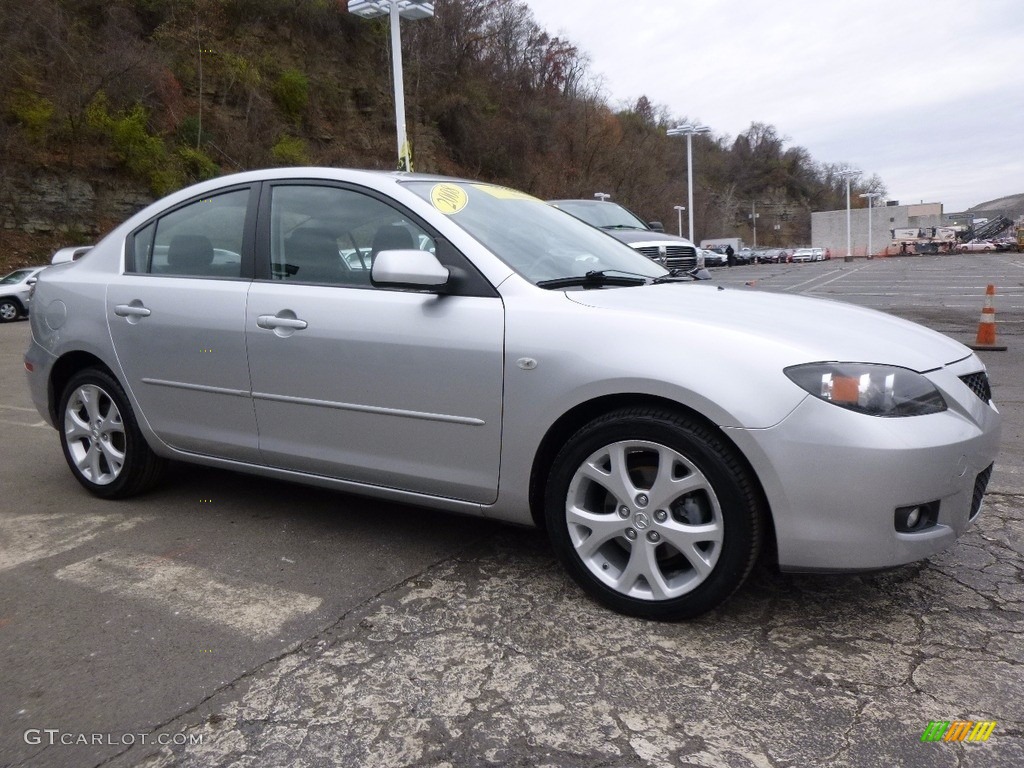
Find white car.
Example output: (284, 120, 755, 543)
(24, 168, 1002, 620)
(791, 248, 815, 263)
(0, 266, 47, 322)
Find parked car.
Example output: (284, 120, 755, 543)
(51, 245, 92, 264)
(701, 248, 727, 267)
(548, 199, 703, 272)
(25, 168, 1001, 620)
(0, 266, 47, 322)
(759, 248, 784, 263)
(811, 248, 825, 261)
(959, 240, 996, 253)
(791, 248, 815, 263)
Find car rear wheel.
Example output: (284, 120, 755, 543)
(0, 298, 21, 322)
(59, 368, 166, 498)
(545, 408, 763, 620)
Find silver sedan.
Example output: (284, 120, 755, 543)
(24, 169, 1001, 620)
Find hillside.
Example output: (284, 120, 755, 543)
(0, 0, 885, 272)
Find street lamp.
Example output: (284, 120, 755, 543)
(673, 205, 686, 237)
(348, 1, 435, 172)
(859, 192, 881, 258)
(837, 167, 861, 260)
(667, 123, 711, 242)
(594, 192, 611, 202)
(748, 201, 760, 248)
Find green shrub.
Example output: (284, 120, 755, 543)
(87, 92, 171, 194)
(270, 135, 309, 166)
(10, 91, 54, 143)
(272, 69, 309, 122)
(177, 146, 220, 181)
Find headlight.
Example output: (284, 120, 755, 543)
(784, 363, 947, 417)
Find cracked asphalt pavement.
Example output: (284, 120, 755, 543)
(2, 254, 1022, 767)
(124, 495, 1022, 768)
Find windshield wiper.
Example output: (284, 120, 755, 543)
(537, 270, 649, 289)
(601, 224, 643, 230)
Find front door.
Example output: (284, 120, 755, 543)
(245, 183, 504, 504)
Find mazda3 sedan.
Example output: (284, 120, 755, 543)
(24, 169, 1001, 620)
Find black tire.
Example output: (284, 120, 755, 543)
(544, 407, 763, 620)
(58, 367, 166, 499)
(0, 298, 22, 323)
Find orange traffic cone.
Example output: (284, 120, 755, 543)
(968, 284, 1007, 351)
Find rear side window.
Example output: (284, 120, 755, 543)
(129, 189, 249, 278)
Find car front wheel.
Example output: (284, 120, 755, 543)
(59, 368, 166, 498)
(0, 298, 21, 322)
(545, 408, 763, 620)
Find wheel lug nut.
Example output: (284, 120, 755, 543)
(647, 531, 661, 543)
(635, 493, 649, 507)
(618, 506, 630, 519)
(654, 509, 668, 523)
(624, 528, 637, 540)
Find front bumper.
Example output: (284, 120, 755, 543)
(726, 358, 1001, 571)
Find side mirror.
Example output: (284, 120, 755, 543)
(648, 221, 665, 232)
(371, 250, 450, 290)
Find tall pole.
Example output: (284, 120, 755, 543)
(859, 192, 880, 258)
(389, 2, 410, 171)
(668, 124, 710, 244)
(751, 201, 758, 248)
(674, 205, 685, 237)
(685, 133, 696, 242)
(838, 167, 860, 261)
(846, 177, 852, 258)
(349, 2, 435, 172)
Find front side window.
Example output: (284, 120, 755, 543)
(131, 189, 249, 277)
(268, 185, 435, 287)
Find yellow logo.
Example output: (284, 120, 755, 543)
(429, 183, 468, 215)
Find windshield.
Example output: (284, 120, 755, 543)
(548, 199, 649, 230)
(1, 269, 33, 285)
(405, 182, 666, 285)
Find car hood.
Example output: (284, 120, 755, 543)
(605, 229, 694, 246)
(565, 283, 971, 372)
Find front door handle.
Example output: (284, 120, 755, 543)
(114, 303, 151, 318)
(257, 314, 308, 331)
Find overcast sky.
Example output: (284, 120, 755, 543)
(526, 0, 1024, 212)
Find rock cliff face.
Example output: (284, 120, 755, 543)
(0, 172, 152, 236)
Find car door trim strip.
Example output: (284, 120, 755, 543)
(251, 391, 485, 426)
(141, 378, 250, 398)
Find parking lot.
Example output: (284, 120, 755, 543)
(1, 253, 1022, 768)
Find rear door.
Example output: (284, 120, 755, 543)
(106, 186, 260, 461)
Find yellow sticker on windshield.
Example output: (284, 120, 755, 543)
(430, 183, 469, 215)
(471, 184, 539, 202)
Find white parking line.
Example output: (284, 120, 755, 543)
(0, 514, 149, 572)
(55, 548, 323, 638)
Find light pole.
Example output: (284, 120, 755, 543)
(667, 123, 711, 242)
(674, 205, 686, 237)
(594, 192, 611, 202)
(859, 191, 881, 258)
(748, 201, 760, 247)
(348, 1, 435, 172)
(837, 167, 861, 260)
